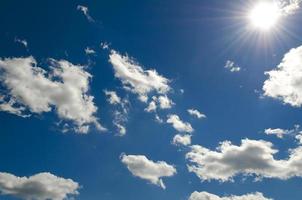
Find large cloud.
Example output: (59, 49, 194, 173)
(0, 172, 79, 200)
(189, 191, 272, 200)
(186, 138, 302, 182)
(0, 56, 105, 133)
(167, 114, 194, 133)
(120, 154, 176, 189)
(109, 50, 170, 102)
(263, 45, 302, 107)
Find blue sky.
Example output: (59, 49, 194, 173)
(1, 0, 302, 200)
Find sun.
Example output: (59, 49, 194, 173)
(249, 2, 281, 31)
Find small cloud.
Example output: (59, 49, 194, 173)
(167, 114, 193, 133)
(224, 60, 241, 72)
(14, 37, 28, 48)
(85, 47, 96, 55)
(187, 109, 206, 119)
(121, 154, 176, 189)
(172, 134, 191, 146)
(77, 5, 94, 22)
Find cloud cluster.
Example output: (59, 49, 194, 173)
(189, 191, 272, 200)
(279, 0, 301, 15)
(0, 56, 105, 133)
(224, 60, 240, 72)
(145, 95, 174, 112)
(263, 45, 302, 107)
(167, 114, 193, 133)
(186, 138, 302, 182)
(120, 154, 176, 189)
(109, 50, 170, 102)
(0, 172, 79, 200)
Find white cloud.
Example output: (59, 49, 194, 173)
(264, 128, 288, 138)
(85, 47, 96, 55)
(224, 60, 240, 72)
(189, 191, 272, 200)
(0, 172, 79, 200)
(263, 45, 302, 107)
(145, 100, 157, 112)
(186, 138, 302, 182)
(120, 154, 177, 189)
(172, 134, 191, 146)
(144, 95, 174, 112)
(167, 114, 193, 133)
(104, 90, 122, 105)
(0, 56, 105, 133)
(155, 114, 164, 123)
(187, 109, 206, 119)
(109, 50, 170, 102)
(104, 90, 129, 136)
(15, 38, 28, 48)
(77, 5, 94, 22)
(157, 95, 174, 109)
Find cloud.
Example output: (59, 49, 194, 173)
(120, 154, 177, 189)
(104, 90, 129, 136)
(145, 100, 157, 112)
(263, 45, 302, 107)
(186, 138, 302, 182)
(167, 114, 193, 133)
(264, 125, 300, 138)
(145, 95, 174, 112)
(279, 0, 301, 15)
(104, 90, 122, 105)
(189, 191, 272, 200)
(85, 47, 96, 55)
(14, 38, 28, 48)
(0, 56, 105, 133)
(77, 5, 94, 22)
(0, 172, 79, 200)
(109, 50, 170, 102)
(224, 60, 240, 72)
(187, 109, 206, 119)
(172, 134, 191, 146)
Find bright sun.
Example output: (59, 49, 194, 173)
(249, 2, 281, 31)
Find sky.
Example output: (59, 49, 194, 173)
(1, 0, 302, 199)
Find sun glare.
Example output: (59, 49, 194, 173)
(249, 2, 281, 31)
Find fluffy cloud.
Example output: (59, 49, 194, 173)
(77, 5, 94, 22)
(263, 45, 302, 107)
(120, 154, 176, 189)
(167, 114, 193, 133)
(187, 109, 206, 119)
(186, 138, 302, 182)
(172, 134, 191, 146)
(189, 191, 272, 200)
(0, 172, 79, 200)
(0, 56, 105, 133)
(109, 50, 170, 102)
(224, 60, 240, 72)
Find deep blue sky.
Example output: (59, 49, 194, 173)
(1, 0, 302, 199)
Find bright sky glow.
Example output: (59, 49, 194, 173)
(249, 2, 281, 31)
